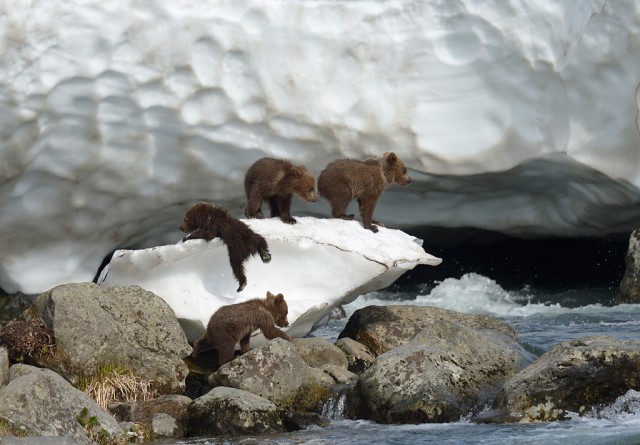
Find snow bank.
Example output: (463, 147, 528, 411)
(97, 217, 441, 342)
(2, 1, 640, 293)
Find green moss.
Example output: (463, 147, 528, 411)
(77, 407, 129, 445)
(0, 418, 30, 437)
(280, 382, 330, 412)
(76, 363, 129, 392)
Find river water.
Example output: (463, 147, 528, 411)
(167, 272, 640, 445)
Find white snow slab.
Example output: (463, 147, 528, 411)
(97, 217, 441, 343)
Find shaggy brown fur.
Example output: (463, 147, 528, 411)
(192, 291, 292, 366)
(179, 202, 271, 292)
(317, 152, 412, 233)
(244, 157, 317, 224)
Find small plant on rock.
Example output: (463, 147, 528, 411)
(78, 364, 158, 410)
(0, 316, 55, 363)
(0, 418, 29, 437)
(76, 407, 119, 445)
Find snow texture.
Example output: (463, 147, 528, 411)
(97, 217, 442, 342)
(1, 1, 640, 293)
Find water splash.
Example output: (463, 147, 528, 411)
(346, 273, 551, 317)
(321, 391, 348, 421)
(345, 273, 615, 319)
(587, 390, 640, 421)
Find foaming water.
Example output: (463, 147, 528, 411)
(346, 272, 608, 318)
(342, 273, 639, 352)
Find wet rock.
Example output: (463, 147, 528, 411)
(349, 318, 534, 424)
(338, 305, 520, 356)
(280, 411, 331, 431)
(620, 228, 640, 303)
(335, 337, 375, 374)
(29, 283, 191, 394)
(210, 338, 333, 412)
(0, 366, 122, 444)
(188, 386, 284, 436)
(492, 336, 640, 422)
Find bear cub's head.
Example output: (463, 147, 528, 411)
(179, 202, 223, 239)
(382, 152, 412, 186)
(266, 291, 289, 327)
(289, 165, 317, 204)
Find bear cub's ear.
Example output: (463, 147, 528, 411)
(266, 291, 285, 302)
(383, 152, 398, 164)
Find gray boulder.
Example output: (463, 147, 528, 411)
(349, 319, 534, 424)
(338, 305, 520, 355)
(30, 283, 191, 394)
(293, 338, 357, 384)
(210, 338, 333, 411)
(292, 338, 349, 369)
(335, 337, 376, 374)
(0, 366, 122, 444)
(151, 413, 182, 438)
(492, 336, 640, 422)
(620, 228, 640, 303)
(8, 363, 38, 380)
(188, 386, 284, 436)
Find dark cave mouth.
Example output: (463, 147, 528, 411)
(398, 227, 631, 293)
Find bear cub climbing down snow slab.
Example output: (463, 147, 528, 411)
(179, 202, 271, 292)
(244, 157, 317, 224)
(318, 152, 412, 232)
(192, 291, 292, 367)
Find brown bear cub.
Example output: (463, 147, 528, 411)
(179, 202, 271, 292)
(244, 157, 317, 224)
(317, 152, 412, 233)
(192, 291, 292, 367)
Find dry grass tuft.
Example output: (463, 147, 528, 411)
(82, 367, 158, 410)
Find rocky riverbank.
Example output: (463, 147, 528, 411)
(1, 282, 640, 443)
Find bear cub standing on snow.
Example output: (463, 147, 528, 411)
(192, 291, 292, 367)
(244, 157, 317, 224)
(179, 202, 271, 292)
(318, 152, 412, 233)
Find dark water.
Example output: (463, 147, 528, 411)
(168, 273, 640, 445)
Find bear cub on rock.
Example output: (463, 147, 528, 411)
(192, 291, 292, 367)
(179, 202, 271, 292)
(244, 157, 317, 224)
(318, 152, 412, 232)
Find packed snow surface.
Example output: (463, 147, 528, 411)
(97, 217, 441, 342)
(2, 1, 640, 293)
